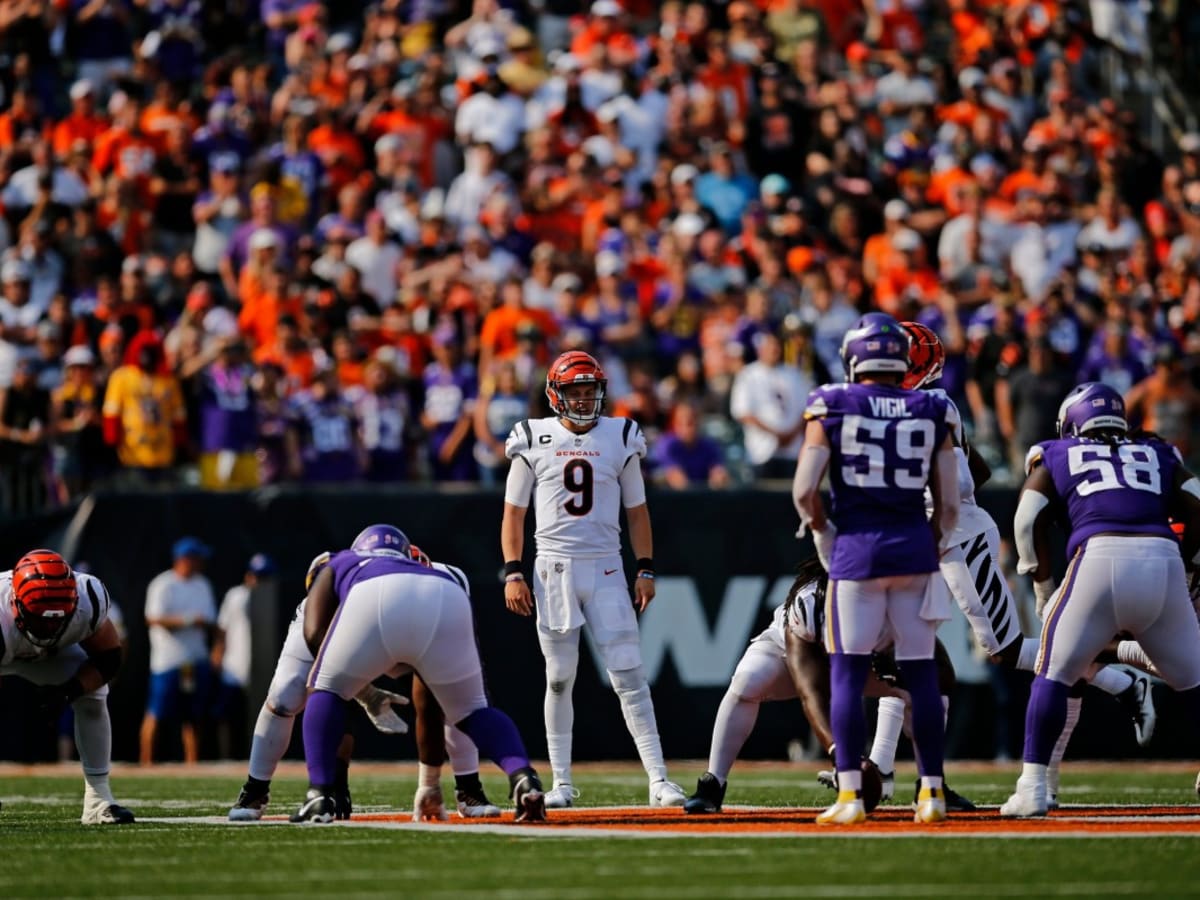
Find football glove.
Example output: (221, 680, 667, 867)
(412, 784, 448, 822)
(355, 685, 410, 734)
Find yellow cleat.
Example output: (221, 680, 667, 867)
(816, 790, 867, 825)
(913, 786, 947, 824)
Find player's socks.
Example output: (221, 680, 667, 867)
(248, 705, 295, 782)
(610, 667, 668, 783)
(868, 696, 905, 774)
(1023, 676, 1069, 765)
(829, 653, 871, 772)
(446, 725, 481, 777)
(897, 659, 944, 779)
(1016, 637, 1039, 673)
(706, 692, 759, 785)
(301, 690, 346, 788)
(1089, 665, 1133, 696)
(455, 772, 484, 794)
(74, 694, 117, 804)
(457, 707, 531, 776)
(546, 731, 572, 788)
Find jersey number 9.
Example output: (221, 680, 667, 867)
(563, 459, 594, 516)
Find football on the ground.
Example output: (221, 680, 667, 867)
(861, 759, 883, 812)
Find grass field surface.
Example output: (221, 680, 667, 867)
(3, 761, 1200, 898)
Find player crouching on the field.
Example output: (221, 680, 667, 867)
(2, 550, 134, 824)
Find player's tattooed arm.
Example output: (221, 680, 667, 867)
(784, 628, 833, 753)
(302, 565, 338, 656)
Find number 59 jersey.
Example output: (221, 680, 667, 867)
(505, 416, 648, 559)
(1030, 436, 1180, 559)
(805, 382, 955, 580)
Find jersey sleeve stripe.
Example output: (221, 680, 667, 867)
(85, 580, 102, 631)
(622, 418, 633, 447)
(519, 419, 533, 449)
(516, 453, 534, 471)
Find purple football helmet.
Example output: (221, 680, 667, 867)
(351, 524, 412, 557)
(840, 312, 910, 381)
(1056, 382, 1127, 438)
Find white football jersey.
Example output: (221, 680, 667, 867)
(922, 390, 994, 543)
(505, 415, 647, 559)
(0, 570, 112, 666)
(762, 580, 824, 649)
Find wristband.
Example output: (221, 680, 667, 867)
(636, 557, 654, 572)
(636, 571, 655, 580)
(505, 573, 525, 583)
(503, 560, 523, 577)
(418, 762, 441, 789)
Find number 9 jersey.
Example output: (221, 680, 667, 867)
(1028, 435, 1180, 559)
(804, 382, 955, 580)
(504, 416, 648, 558)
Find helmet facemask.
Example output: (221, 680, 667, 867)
(549, 378, 606, 426)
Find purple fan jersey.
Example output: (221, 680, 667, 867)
(805, 382, 954, 580)
(294, 393, 360, 482)
(327, 549, 457, 602)
(1033, 436, 1180, 559)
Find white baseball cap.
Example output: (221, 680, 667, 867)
(250, 229, 280, 251)
(883, 199, 910, 221)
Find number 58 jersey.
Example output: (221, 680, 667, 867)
(805, 382, 955, 580)
(1030, 435, 1180, 559)
(505, 416, 648, 559)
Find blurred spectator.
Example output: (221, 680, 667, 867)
(1126, 343, 1200, 461)
(729, 331, 811, 479)
(473, 360, 528, 485)
(211, 553, 275, 761)
(652, 402, 729, 489)
(101, 332, 185, 482)
(0, 357, 50, 513)
(353, 355, 410, 482)
(996, 338, 1076, 476)
(141, 536, 216, 765)
(421, 327, 477, 481)
(196, 338, 258, 490)
(49, 345, 109, 502)
(293, 365, 363, 482)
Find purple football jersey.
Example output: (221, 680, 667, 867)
(328, 549, 458, 602)
(805, 382, 953, 580)
(1035, 436, 1180, 558)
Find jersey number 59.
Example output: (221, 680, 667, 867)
(840, 415, 935, 489)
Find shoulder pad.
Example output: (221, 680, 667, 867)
(1024, 442, 1048, 476)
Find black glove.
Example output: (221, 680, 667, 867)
(33, 677, 84, 720)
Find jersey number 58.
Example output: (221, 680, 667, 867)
(1068, 444, 1161, 496)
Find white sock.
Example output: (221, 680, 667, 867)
(445, 725, 480, 778)
(74, 695, 115, 804)
(1019, 762, 1048, 788)
(610, 667, 668, 784)
(248, 704, 296, 783)
(1017, 637, 1039, 673)
(706, 691, 760, 785)
(1049, 696, 1082, 779)
(868, 696, 906, 773)
(1116, 641, 1155, 673)
(544, 645, 578, 788)
(1089, 665, 1134, 697)
(547, 731, 573, 788)
(920, 775, 943, 793)
(837, 769, 862, 794)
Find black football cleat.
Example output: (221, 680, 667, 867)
(911, 779, 977, 812)
(228, 781, 270, 822)
(510, 769, 547, 823)
(290, 789, 337, 823)
(683, 772, 726, 814)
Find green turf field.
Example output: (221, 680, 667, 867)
(3, 763, 1200, 899)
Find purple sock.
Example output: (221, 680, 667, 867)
(456, 707, 530, 776)
(1022, 675, 1069, 764)
(302, 690, 346, 789)
(897, 659, 944, 778)
(829, 653, 871, 772)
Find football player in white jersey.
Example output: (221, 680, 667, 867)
(1, 550, 133, 824)
(890, 323, 1155, 807)
(502, 350, 687, 808)
(227, 528, 503, 822)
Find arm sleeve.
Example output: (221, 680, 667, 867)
(619, 455, 648, 508)
(1014, 489, 1051, 575)
(503, 454, 535, 507)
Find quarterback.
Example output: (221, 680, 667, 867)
(1, 550, 134, 824)
(501, 351, 686, 809)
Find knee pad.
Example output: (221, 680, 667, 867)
(544, 644, 580, 688)
(266, 675, 307, 718)
(608, 666, 647, 696)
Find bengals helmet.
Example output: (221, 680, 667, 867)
(900, 321, 945, 390)
(546, 351, 606, 425)
(12, 549, 78, 648)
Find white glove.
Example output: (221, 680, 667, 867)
(1033, 578, 1056, 619)
(812, 523, 837, 571)
(355, 685, 410, 734)
(412, 784, 448, 822)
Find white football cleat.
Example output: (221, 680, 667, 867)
(543, 783, 579, 809)
(649, 780, 687, 808)
(455, 788, 501, 818)
(1000, 776, 1048, 818)
(913, 786, 946, 824)
(1124, 670, 1157, 747)
(816, 792, 866, 825)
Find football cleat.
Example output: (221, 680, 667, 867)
(228, 782, 270, 821)
(817, 769, 837, 792)
(1000, 776, 1048, 818)
(1118, 670, 1157, 747)
(911, 779, 975, 812)
(913, 785, 946, 824)
(821, 766, 895, 803)
(543, 783, 580, 809)
(290, 789, 337, 823)
(683, 772, 726, 814)
(816, 791, 866, 825)
(512, 773, 547, 824)
(649, 780, 688, 808)
(455, 788, 501, 818)
(1047, 792, 1060, 810)
(81, 801, 135, 825)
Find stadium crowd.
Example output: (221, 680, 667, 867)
(0, 0, 1198, 512)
